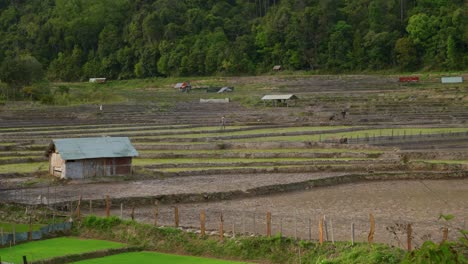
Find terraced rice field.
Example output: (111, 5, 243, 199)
(0, 75, 466, 246)
(0, 237, 125, 264)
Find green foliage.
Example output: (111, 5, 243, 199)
(82, 215, 122, 230)
(0, 55, 44, 88)
(402, 241, 466, 264)
(75, 216, 404, 264)
(0, 0, 465, 81)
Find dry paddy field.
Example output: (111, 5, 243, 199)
(0, 75, 467, 246)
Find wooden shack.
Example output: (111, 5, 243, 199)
(261, 94, 298, 107)
(46, 137, 139, 179)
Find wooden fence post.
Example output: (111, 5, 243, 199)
(319, 217, 324, 245)
(120, 203, 123, 219)
(407, 224, 412, 251)
(442, 227, 448, 242)
(131, 206, 135, 221)
(368, 213, 375, 245)
(28, 216, 32, 241)
(13, 224, 15, 245)
(200, 210, 206, 236)
(89, 199, 93, 214)
(76, 195, 82, 219)
(324, 215, 329, 241)
(351, 223, 355, 246)
(280, 217, 283, 237)
(330, 217, 335, 244)
(308, 218, 311, 240)
(154, 206, 159, 226)
(266, 212, 271, 237)
(105, 195, 110, 217)
(174, 206, 179, 228)
(219, 212, 224, 242)
(253, 212, 256, 235)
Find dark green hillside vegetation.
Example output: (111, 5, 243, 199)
(0, 0, 466, 90)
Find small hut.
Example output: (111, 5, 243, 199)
(272, 65, 282, 71)
(261, 94, 298, 107)
(46, 137, 138, 179)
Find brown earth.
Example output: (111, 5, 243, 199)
(99, 179, 468, 247)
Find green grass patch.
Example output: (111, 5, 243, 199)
(72, 251, 250, 264)
(158, 164, 353, 173)
(139, 148, 383, 155)
(0, 222, 44, 233)
(233, 127, 468, 142)
(0, 162, 48, 174)
(131, 126, 352, 140)
(414, 160, 468, 165)
(0, 237, 126, 264)
(134, 157, 371, 166)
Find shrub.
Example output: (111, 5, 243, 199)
(82, 215, 122, 230)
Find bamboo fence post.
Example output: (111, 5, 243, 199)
(131, 206, 135, 221)
(89, 199, 93, 214)
(120, 203, 123, 219)
(13, 224, 16, 245)
(232, 223, 236, 238)
(105, 195, 110, 217)
(219, 212, 224, 242)
(351, 223, 355, 246)
(174, 206, 179, 228)
(200, 210, 206, 236)
(266, 212, 271, 237)
(280, 217, 283, 237)
(407, 224, 412, 251)
(308, 218, 311, 240)
(368, 213, 375, 245)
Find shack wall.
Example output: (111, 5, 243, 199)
(63, 157, 132, 179)
(49, 153, 65, 177)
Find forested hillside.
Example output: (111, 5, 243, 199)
(0, 0, 466, 82)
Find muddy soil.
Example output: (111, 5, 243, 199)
(97, 179, 467, 247)
(0, 172, 346, 203)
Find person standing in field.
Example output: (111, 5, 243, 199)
(221, 116, 226, 130)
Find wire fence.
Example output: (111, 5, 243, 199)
(17, 194, 461, 250)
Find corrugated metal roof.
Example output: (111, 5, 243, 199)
(52, 137, 139, 160)
(261, 94, 297, 100)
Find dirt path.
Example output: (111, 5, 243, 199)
(99, 179, 467, 247)
(0, 172, 347, 203)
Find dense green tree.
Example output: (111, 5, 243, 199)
(0, 0, 465, 81)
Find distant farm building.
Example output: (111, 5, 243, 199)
(89, 78, 106, 83)
(273, 65, 282, 71)
(261, 94, 298, 107)
(441, 76, 463, 83)
(46, 137, 138, 179)
(174, 82, 192, 92)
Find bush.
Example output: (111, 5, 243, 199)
(402, 240, 466, 264)
(82, 215, 122, 230)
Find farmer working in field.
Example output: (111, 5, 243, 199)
(221, 116, 226, 130)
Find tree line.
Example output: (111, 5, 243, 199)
(0, 0, 466, 86)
